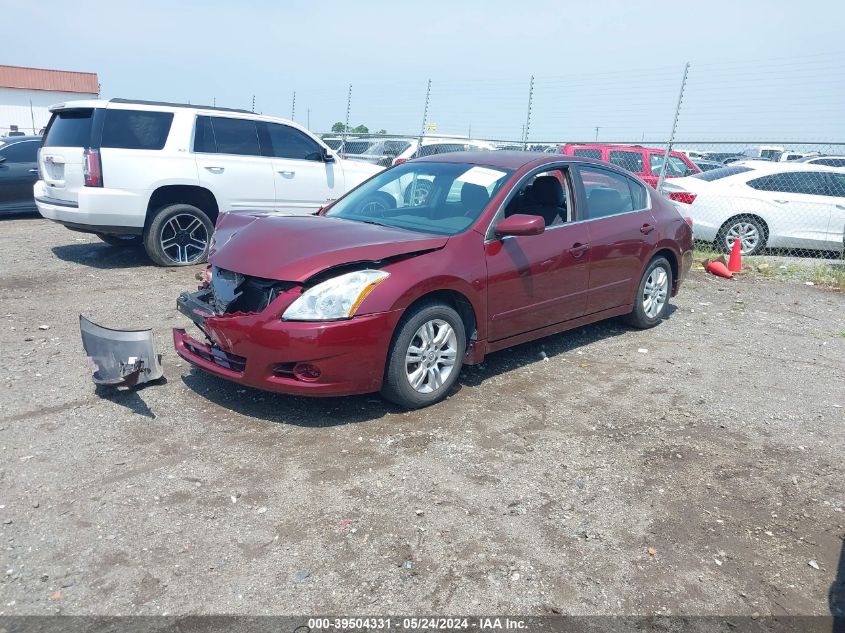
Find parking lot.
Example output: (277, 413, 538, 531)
(1, 215, 843, 616)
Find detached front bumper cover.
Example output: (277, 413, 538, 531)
(80, 315, 164, 387)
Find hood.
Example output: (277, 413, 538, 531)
(209, 214, 448, 282)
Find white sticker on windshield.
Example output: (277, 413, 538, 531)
(457, 166, 508, 188)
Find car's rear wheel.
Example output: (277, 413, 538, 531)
(96, 233, 142, 247)
(403, 180, 433, 206)
(716, 215, 767, 256)
(358, 191, 396, 216)
(624, 256, 673, 329)
(381, 302, 466, 409)
(143, 203, 214, 267)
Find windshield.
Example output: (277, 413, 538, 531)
(325, 161, 513, 235)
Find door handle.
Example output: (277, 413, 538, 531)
(204, 166, 224, 173)
(29, 169, 39, 173)
(568, 242, 589, 258)
(640, 223, 655, 235)
(277, 169, 295, 176)
(836, 204, 845, 210)
(773, 199, 789, 204)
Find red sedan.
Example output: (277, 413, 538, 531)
(174, 152, 693, 408)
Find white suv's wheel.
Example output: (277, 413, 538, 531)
(144, 203, 213, 267)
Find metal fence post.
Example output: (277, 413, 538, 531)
(522, 75, 534, 150)
(656, 62, 690, 193)
(341, 84, 352, 158)
(419, 79, 432, 152)
(291, 91, 296, 121)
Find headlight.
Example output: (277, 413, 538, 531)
(282, 270, 389, 321)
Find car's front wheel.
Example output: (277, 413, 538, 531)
(624, 256, 673, 329)
(143, 203, 214, 267)
(381, 302, 466, 409)
(716, 215, 767, 256)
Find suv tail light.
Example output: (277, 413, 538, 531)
(392, 157, 408, 166)
(684, 216, 693, 228)
(668, 191, 697, 205)
(83, 148, 102, 187)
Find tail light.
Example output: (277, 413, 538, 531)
(684, 217, 693, 228)
(392, 157, 408, 167)
(83, 148, 103, 187)
(668, 191, 697, 205)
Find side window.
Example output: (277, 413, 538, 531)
(503, 168, 571, 227)
(208, 117, 260, 156)
(578, 167, 637, 220)
(748, 172, 827, 196)
(101, 110, 173, 150)
(193, 116, 216, 153)
(827, 173, 845, 197)
(0, 140, 39, 163)
(608, 150, 644, 174)
(262, 123, 323, 161)
(573, 148, 602, 159)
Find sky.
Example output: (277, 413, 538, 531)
(6, 0, 845, 144)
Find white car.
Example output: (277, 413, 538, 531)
(662, 162, 845, 255)
(35, 99, 382, 266)
(391, 137, 496, 166)
(798, 155, 845, 168)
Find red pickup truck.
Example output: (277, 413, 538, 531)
(560, 143, 700, 188)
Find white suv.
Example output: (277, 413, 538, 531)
(35, 99, 383, 266)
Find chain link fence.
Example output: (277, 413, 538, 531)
(250, 52, 843, 267)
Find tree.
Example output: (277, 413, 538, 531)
(351, 124, 369, 133)
(331, 122, 345, 133)
(377, 129, 387, 134)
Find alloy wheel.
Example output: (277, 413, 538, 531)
(405, 319, 458, 393)
(643, 265, 669, 319)
(160, 214, 209, 264)
(726, 221, 760, 255)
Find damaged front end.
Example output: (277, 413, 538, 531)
(80, 316, 164, 388)
(177, 265, 296, 329)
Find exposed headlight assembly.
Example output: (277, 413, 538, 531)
(282, 270, 389, 321)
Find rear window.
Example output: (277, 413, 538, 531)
(101, 109, 173, 150)
(43, 109, 93, 147)
(693, 165, 754, 181)
(609, 150, 644, 174)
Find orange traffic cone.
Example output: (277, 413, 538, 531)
(728, 238, 743, 272)
(705, 259, 733, 279)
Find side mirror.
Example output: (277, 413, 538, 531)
(322, 147, 335, 163)
(0, 156, 6, 164)
(494, 214, 545, 237)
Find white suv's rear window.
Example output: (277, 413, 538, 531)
(102, 109, 173, 150)
(43, 109, 93, 147)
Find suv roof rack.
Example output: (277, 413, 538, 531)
(108, 98, 254, 115)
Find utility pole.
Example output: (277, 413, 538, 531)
(656, 62, 690, 194)
(418, 79, 432, 148)
(595, 126, 601, 141)
(29, 100, 36, 134)
(251, 95, 255, 113)
(291, 91, 296, 121)
(522, 74, 534, 150)
(212, 96, 216, 107)
(307, 108, 311, 130)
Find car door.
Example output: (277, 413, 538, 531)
(574, 165, 657, 314)
(193, 115, 276, 214)
(0, 139, 40, 210)
(485, 166, 590, 341)
(745, 171, 833, 250)
(259, 121, 342, 214)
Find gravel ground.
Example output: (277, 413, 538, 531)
(0, 216, 843, 617)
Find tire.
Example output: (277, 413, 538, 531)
(403, 180, 433, 206)
(143, 203, 214, 267)
(381, 302, 466, 409)
(715, 215, 767, 256)
(358, 191, 396, 216)
(623, 256, 673, 329)
(96, 233, 142, 247)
